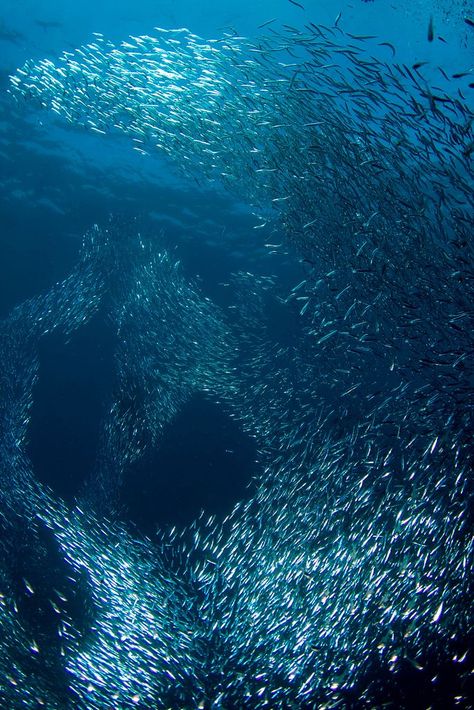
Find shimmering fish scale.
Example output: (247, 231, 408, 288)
(1, 20, 473, 710)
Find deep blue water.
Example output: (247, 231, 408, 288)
(0, 1, 472, 708)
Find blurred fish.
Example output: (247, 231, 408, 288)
(0, 19, 23, 44)
(428, 15, 435, 42)
(35, 19, 63, 31)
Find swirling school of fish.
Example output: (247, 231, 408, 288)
(2, 20, 473, 709)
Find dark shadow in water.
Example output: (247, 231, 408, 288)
(27, 316, 259, 534)
(27, 309, 115, 502)
(122, 393, 259, 534)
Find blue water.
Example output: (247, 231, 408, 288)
(0, 1, 472, 708)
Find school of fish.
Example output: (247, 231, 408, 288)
(1, 19, 473, 708)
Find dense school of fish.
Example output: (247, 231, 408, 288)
(2, 18, 473, 708)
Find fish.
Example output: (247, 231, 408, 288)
(288, 0, 305, 10)
(3, 18, 473, 710)
(35, 19, 63, 30)
(0, 20, 24, 44)
(378, 41, 396, 56)
(257, 18, 277, 29)
(427, 15, 434, 42)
